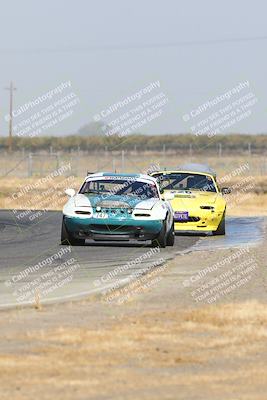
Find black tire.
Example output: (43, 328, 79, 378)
(61, 218, 85, 246)
(152, 220, 167, 248)
(213, 212, 226, 236)
(166, 222, 175, 246)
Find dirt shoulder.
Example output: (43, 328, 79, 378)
(0, 223, 267, 400)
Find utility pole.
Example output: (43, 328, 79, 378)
(218, 143, 222, 157)
(121, 149, 125, 172)
(5, 81, 17, 153)
(248, 142, 251, 156)
(189, 143, 193, 160)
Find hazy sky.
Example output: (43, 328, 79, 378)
(0, 0, 266, 136)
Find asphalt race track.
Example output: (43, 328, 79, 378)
(0, 210, 264, 308)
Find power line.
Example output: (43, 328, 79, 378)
(0, 34, 267, 54)
(4, 82, 17, 153)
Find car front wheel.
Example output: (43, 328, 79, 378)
(61, 217, 85, 246)
(152, 220, 167, 248)
(213, 212, 226, 236)
(166, 222, 175, 246)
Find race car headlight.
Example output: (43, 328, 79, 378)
(96, 206, 101, 212)
(75, 210, 92, 215)
(74, 206, 93, 216)
(200, 206, 215, 211)
(133, 212, 151, 217)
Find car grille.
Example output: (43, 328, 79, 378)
(90, 224, 137, 233)
(95, 208, 130, 215)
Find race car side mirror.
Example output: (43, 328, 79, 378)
(221, 187, 231, 195)
(65, 188, 76, 197)
(164, 192, 175, 201)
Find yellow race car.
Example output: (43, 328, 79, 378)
(151, 163, 230, 235)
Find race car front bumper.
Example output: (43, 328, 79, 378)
(174, 211, 224, 232)
(64, 215, 163, 241)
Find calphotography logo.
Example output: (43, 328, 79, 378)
(4, 245, 82, 305)
(181, 81, 259, 137)
(93, 246, 161, 288)
(4, 81, 80, 138)
(182, 247, 259, 304)
(7, 163, 75, 226)
(93, 80, 169, 137)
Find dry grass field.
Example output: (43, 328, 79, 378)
(0, 301, 267, 399)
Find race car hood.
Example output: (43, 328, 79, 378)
(167, 190, 222, 207)
(74, 194, 158, 210)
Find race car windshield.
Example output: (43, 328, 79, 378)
(79, 179, 159, 199)
(154, 173, 217, 193)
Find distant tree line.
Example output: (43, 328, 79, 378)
(0, 134, 266, 153)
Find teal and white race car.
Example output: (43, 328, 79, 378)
(61, 172, 175, 247)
